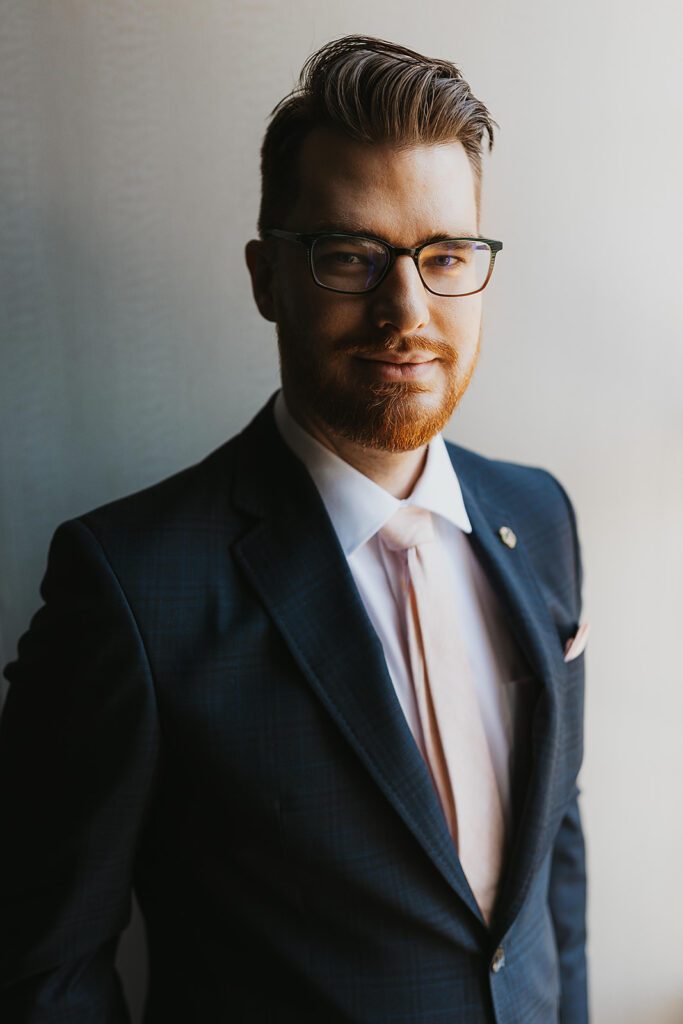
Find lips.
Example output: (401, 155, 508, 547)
(356, 352, 437, 365)
(353, 352, 439, 382)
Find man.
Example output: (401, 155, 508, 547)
(0, 35, 588, 1023)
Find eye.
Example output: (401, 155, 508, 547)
(422, 252, 468, 271)
(432, 254, 462, 267)
(331, 251, 367, 265)
(421, 242, 475, 273)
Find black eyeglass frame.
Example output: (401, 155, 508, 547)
(263, 228, 503, 297)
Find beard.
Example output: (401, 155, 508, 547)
(277, 324, 481, 453)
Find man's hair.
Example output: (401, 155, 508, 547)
(257, 34, 497, 235)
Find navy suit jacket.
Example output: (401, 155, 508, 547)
(0, 393, 588, 1022)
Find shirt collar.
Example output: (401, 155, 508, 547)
(273, 389, 472, 556)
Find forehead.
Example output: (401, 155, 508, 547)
(286, 127, 479, 242)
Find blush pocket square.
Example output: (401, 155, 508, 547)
(563, 621, 590, 662)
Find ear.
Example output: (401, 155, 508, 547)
(245, 239, 277, 323)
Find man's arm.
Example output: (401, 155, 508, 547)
(0, 518, 161, 1022)
(546, 472, 589, 1023)
(548, 783, 589, 1023)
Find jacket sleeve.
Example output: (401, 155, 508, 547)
(0, 518, 161, 1023)
(549, 784, 589, 1023)
(546, 474, 590, 1023)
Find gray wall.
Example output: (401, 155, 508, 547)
(1, 2, 681, 1021)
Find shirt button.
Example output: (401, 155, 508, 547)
(491, 946, 506, 973)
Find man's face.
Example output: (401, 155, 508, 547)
(254, 128, 483, 452)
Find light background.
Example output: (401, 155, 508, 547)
(1, 2, 681, 1021)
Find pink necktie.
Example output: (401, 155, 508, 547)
(379, 505, 506, 924)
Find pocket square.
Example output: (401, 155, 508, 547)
(564, 621, 590, 662)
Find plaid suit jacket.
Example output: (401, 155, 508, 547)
(0, 393, 589, 1022)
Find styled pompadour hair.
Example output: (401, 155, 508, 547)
(257, 34, 497, 234)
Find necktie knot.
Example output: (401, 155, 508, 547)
(379, 505, 435, 552)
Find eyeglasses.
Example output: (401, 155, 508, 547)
(263, 229, 503, 297)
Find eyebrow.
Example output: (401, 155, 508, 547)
(306, 223, 480, 245)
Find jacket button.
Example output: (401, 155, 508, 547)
(491, 946, 506, 973)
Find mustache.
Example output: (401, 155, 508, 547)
(334, 335, 457, 362)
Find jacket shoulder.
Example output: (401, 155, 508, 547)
(445, 440, 583, 615)
(445, 440, 575, 516)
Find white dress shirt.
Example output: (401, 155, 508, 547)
(273, 389, 525, 834)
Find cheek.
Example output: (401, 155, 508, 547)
(275, 265, 310, 324)
(437, 297, 481, 348)
(282, 285, 367, 343)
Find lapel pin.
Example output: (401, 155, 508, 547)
(498, 525, 517, 549)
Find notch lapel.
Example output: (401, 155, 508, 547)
(450, 450, 567, 940)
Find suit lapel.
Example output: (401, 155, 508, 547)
(450, 450, 566, 939)
(232, 398, 484, 925)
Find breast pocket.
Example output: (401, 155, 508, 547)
(555, 627, 586, 783)
(560, 620, 590, 666)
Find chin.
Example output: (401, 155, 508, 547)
(321, 380, 462, 453)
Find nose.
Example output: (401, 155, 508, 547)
(369, 254, 430, 334)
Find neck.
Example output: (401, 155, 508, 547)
(284, 394, 428, 500)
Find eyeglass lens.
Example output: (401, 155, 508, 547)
(310, 235, 493, 295)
